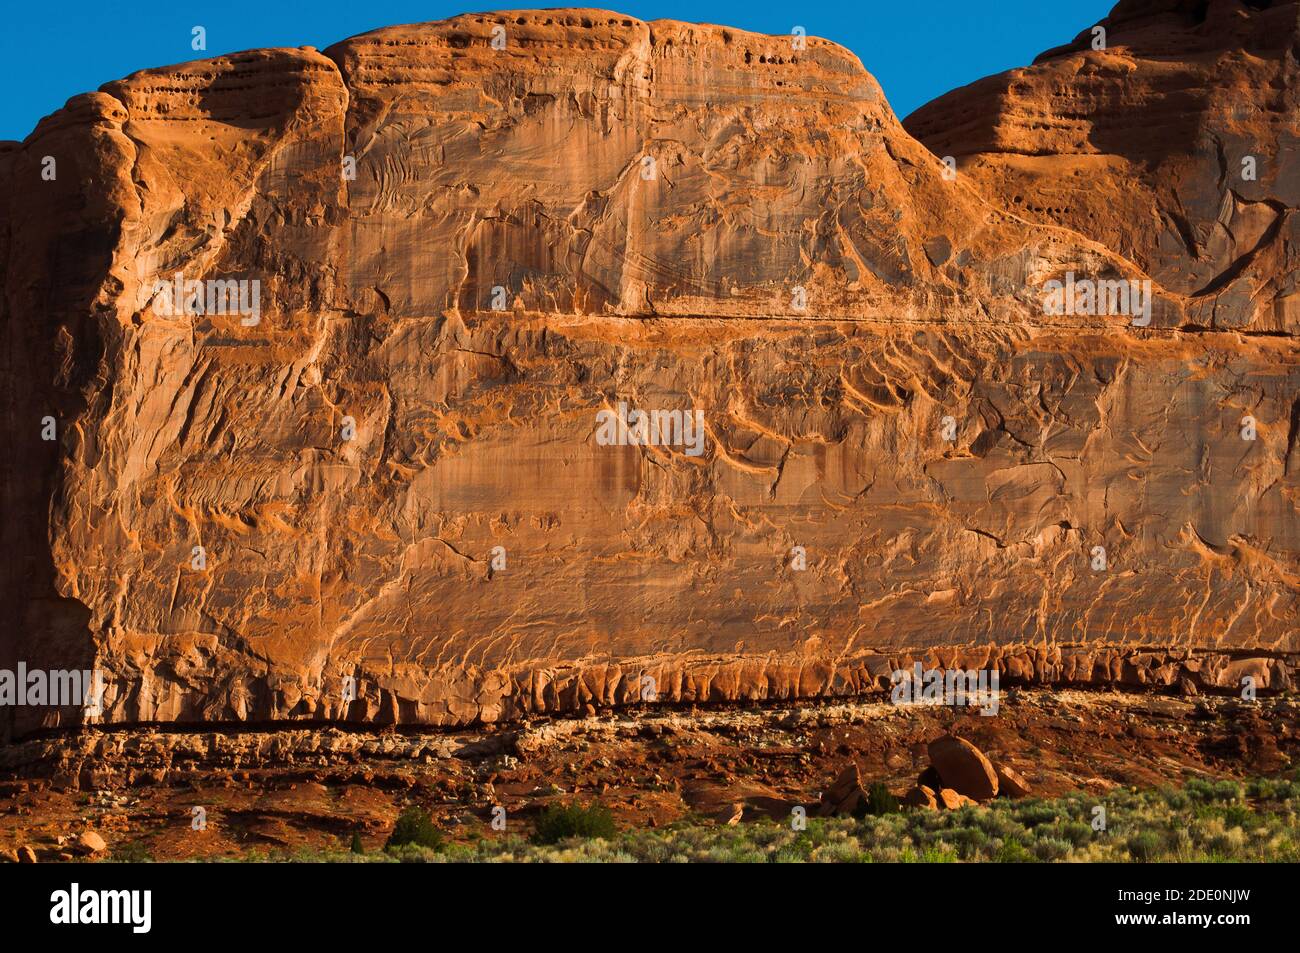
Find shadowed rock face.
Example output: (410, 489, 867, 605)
(1, 5, 1297, 736)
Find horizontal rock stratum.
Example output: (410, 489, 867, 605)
(1, 3, 1298, 736)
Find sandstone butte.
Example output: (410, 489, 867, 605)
(1, 1, 1298, 739)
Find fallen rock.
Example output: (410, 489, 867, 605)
(928, 735, 999, 801)
(818, 763, 868, 817)
(902, 785, 937, 810)
(718, 803, 744, 826)
(77, 831, 108, 855)
(17, 846, 37, 863)
(935, 785, 977, 806)
(994, 764, 1032, 799)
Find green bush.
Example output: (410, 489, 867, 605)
(1162, 827, 1192, 857)
(993, 837, 1033, 863)
(1246, 778, 1285, 799)
(899, 844, 957, 863)
(1127, 831, 1161, 862)
(1220, 803, 1257, 828)
(948, 827, 989, 860)
(532, 801, 618, 845)
(1184, 778, 1218, 803)
(350, 832, 365, 854)
(862, 782, 900, 817)
(385, 807, 445, 850)
(1212, 780, 1244, 802)
(1161, 788, 1189, 810)
(1059, 821, 1093, 847)
(1014, 803, 1062, 828)
(1032, 836, 1073, 861)
(1185, 774, 1242, 800)
(769, 846, 808, 863)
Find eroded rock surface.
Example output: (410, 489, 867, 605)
(1, 4, 1297, 736)
(905, 0, 1300, 330)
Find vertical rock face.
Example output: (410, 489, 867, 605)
(1, 6, 1297, 736)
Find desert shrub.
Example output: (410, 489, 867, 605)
(1059, 821, 1093, 847)
(1161, 788, 1189, 810)
(912, 810, 952, 835)
(1184, 778, 1214, 801)
(812, 839, 866, 863)
(1245, 778, 1291, 800)
(974, 809, 1024, 840)
(705, 844, 765, 862)
(1160, 826, 1192, 856)
(1220, 803, 1257, 828)
(1014, 802, 1063, 828)
(600, 850, 638, 863)
(802, 820, 835, 848)
(1184, 778, 1242, 804)
(769, 846, 808, 863)
(948, 827, 989, 859)
(1031, 835, 1073, 861)
(1126, 831, 1162, 862)
(350, 832, 365, 854)
(918, 844, 958, 863)
(386, 807, 444, 850)
(1206, 826, 1247, 858)
(862, 781, 900, 816)
(385, 844, 445, 862)
(532, 801, 617, 845)
(634, 836, 678, 863)
(993, 837, 1033, 863)
(1212, 780, 1245, 802)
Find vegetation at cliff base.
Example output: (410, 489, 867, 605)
(384, 807, 444, 851)
(255, 772, 1300, 863)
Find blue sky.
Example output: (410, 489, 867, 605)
(0, 1, 1114, 142)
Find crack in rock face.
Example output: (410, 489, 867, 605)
(1, 3, 1298, 737)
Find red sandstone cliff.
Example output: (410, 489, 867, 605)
(1, 4, 1296, 736)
